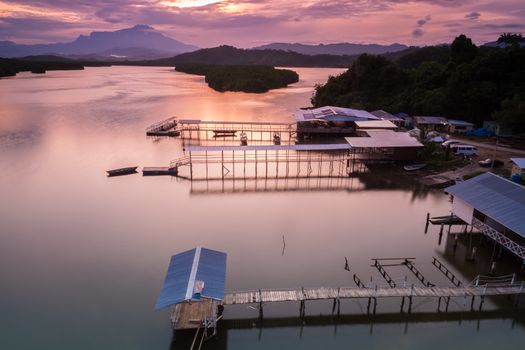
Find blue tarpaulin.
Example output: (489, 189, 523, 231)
(155, 247, 227, 310)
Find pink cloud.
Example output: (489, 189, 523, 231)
(0, 0, 524, 46)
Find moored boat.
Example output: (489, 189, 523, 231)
(106, 166, 138, 177)
(403, 163, 427, 171)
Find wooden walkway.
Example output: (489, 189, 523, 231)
(224, 284, 525, 305)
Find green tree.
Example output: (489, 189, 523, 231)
(493, 93, 525, 133)
(450, 34, 477, 64)
(497, 33, 524, 48)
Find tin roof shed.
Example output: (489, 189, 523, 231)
(445, 172, 525, 237)
(155, 247, 227, 310)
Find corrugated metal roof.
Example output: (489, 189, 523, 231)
(370, 110, 403, 121)
(187, 144, 351, 152)
(355, 120, 398, 129)
(511, 158, 525, 169)
(414, 116, 448, 125)
(345, 130, 423, 148)
(295, 106, 379, 122)
(445, 172, 525, 237)
(155, 247, 227, 310)
(447, 119, 474, 126)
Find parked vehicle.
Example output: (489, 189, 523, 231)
(451, 144, 478, 157)
(441, 140, 461, 149)
(478, 158, 504, 167)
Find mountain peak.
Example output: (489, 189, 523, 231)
(130, 24, 154, 31)
(0, 25, 198, 59)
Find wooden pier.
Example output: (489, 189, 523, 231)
(170, 299, 222, 330)
(164, 144, 395, 181)
(224, 282, 525, 306)
(146, 117, 178, 136)
(176, 119, 295, 142)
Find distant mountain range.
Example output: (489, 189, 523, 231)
(0, 25, 198, 60)
(165, 45, 358, 68)
(254, 42, 409, 55)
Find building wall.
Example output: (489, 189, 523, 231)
(392, 147, 421, 161)
(448, 125, 474, 134)
(452, 197, 474, 224)
(511, 164, 523, 177)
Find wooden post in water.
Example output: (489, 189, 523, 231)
(189, 152, 193, 180)
(425, 212, 430, 233)
(408, 284, 414, 314)
(479, 295, 485, 311)
(258, 289, 263, 320)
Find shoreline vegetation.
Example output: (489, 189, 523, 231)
(0, 56, 111, 77)
(175, 64, 299, 93)
(312, 34, 525, 134)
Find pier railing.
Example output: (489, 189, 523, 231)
(472, 218, 525, 259)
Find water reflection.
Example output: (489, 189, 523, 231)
(0, 66, 523, 350)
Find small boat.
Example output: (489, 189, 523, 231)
(213, 130, 237, 137)
(240, 132, 248, 145)
(403, 163, 427, 171)
(106, 166, 138, 177)
(273, 133, 281, 145)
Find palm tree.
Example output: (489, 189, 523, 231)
(497, 33, 524, 48)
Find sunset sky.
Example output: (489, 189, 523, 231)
(1, 0, 524, 47)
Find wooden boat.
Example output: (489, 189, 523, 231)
(273, 133, 281, 145)
(240, 132, 248, 145)
(213, 130, 237, 137)
(106, 166, 138, 177)
(403, 163, 427, 171)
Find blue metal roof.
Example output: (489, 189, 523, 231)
(155, 247, 227, 310)
(320, 115, 368, 122)
(511, 158, 525, 169)
(447, 119, 474, 126)
(445, 172, 525, 237)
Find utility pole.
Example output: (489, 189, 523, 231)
(491, 139, 499, 169)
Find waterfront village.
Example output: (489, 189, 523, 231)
(108, 105, 525, 343)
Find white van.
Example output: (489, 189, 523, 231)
(452, 144, 478, 157)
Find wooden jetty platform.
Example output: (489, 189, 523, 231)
(224, 276, 525, 318)
(161, 144, 395, 181)
(176, 119, 295, 142)
(146, 117, 178, 137)
(170, 299, 222, 330)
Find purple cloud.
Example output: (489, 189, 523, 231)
(0, 0, 524, 47)
(465, 11, 481, 20)
(412, 28, 424, 37)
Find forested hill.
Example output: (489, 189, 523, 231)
(312, 34, 525, 133)
(0, 56, 110, 77)
(168, 45, 357, 68)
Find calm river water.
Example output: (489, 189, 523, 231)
(0, 66, 523, 350)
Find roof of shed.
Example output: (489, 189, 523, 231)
(155, 247, 227, 310)
(511, 158, 525, 169)
(445, 172, 525, 237)
(345, 130, 423, 148)
(295, 106, 379, 122)
(355, 120, 398, 129)
(414, 116, 448, 125)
